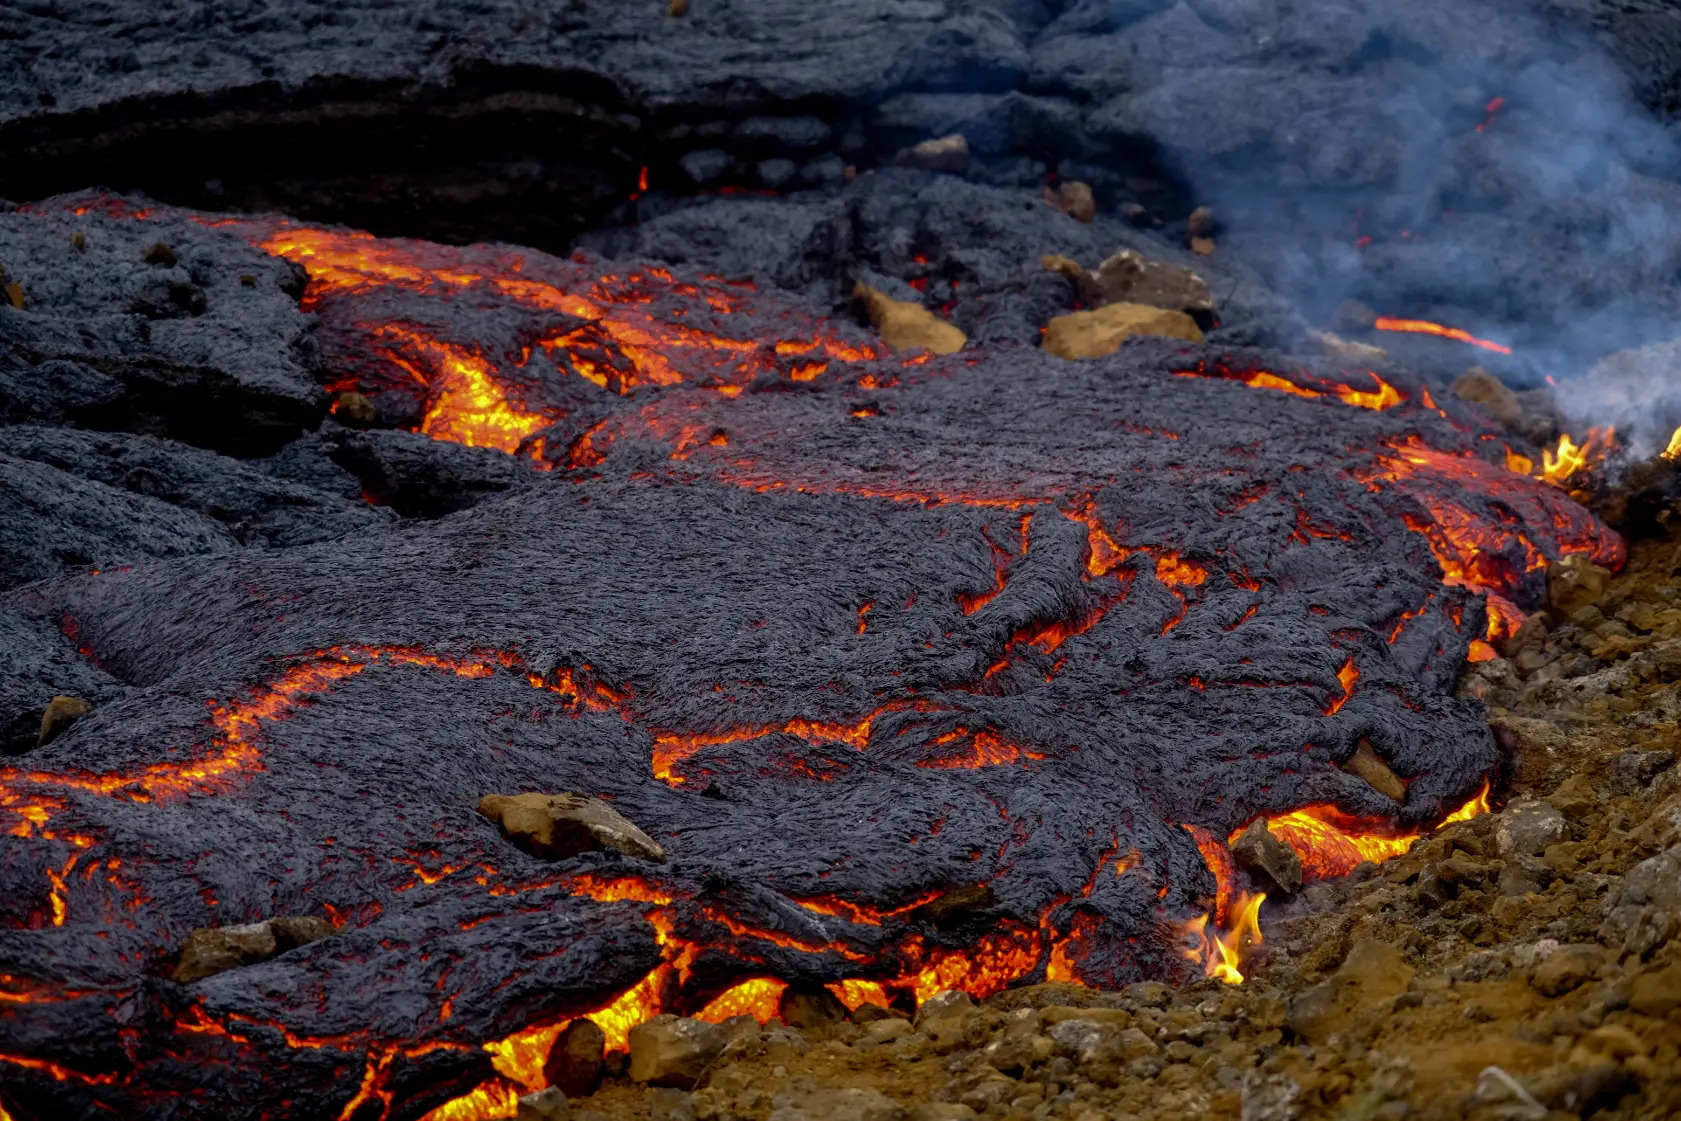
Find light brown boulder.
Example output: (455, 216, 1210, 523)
(1630, 962, 1681, 1017)
(1530, 944, 1604, 997)
(516, 1087, 570, 1121)
(1450, 368, 1523, 427)
(894, 134, 970, 174)
(1308, 330, 1388, 362)
(1340, 740, 1407, 802)
(627, 1015, 727, 1089)
(1047, 249, 1214, 317)
(1546, 556, 1613, 616)
(1287, 937, 1413, 1043)
(1230, 819, 1303, 895)
(173, 923, 279, 983)
(779, 985, 848, 1035)
(854, 284, 965, 355)
(269, 915, 335, 951)
(1042, 181, 1096, 223)
(1042, 304, 1202, 359)
(479, 792, 665, 863)
(37, 695, 92, 748)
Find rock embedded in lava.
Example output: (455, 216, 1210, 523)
(853, 283, 966, 356)
(480, 792, 667, 863)
(1229, 820, 1303, 897)
(544, 1019, 607, 1099)
(1041, 303, 1203, 358)
(1340, 740, 1407, 803)
(33, 694, 89, 748)
(171, 915, 335, 983)
(1042, 249, 1215, 322)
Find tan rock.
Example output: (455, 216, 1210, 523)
(544, 1018, 606, 1098)
(334, 392, 378, 427)
(915, 990, 974, 1028)
(779, 985, 848, 1035)
(1530, 944, 1603, 996)
(667, 0, 688, 15)
(37, 695, 92, 748)
(1043, 304, 1202, 359)
(1288, 938, 1413, 1043)
(1229, 820, 1302, 895)
(516, 1087, 570, 1121)
(1043, 181, 1096, 223)
(3, 281, 22, 309)
(861, 1018, 914, 1044)
(1340, 740, 1406, 802)
(1187, 207, 1215, 239)
(143, 241, 177, 268)
(1308, 330, 1388, 362)
(1629, 962, 1681, 1017)
(268, 915, 335, 951)
(1450, 368, 1523, 427)
(479, 792, 665, 863)
(894, 134, 970, 174)
(173, 922, 278, 984)
(853, 283, 965, 355)
(1546, 555, 1613, 616)
(627, 1015, 727, 1089)
(1188, 236, 1215, 256)
(1080, 250, 1214, 316)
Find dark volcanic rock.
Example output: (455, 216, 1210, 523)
(0, 424, 391, 549)
(0, 203, 325, 452)
(0, 602, 124, 756)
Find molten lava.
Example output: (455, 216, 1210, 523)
(1372, 317, 1512, 355)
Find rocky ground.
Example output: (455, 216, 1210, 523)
(534, 520, 1681, 1121)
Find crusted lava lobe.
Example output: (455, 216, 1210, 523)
(0, 198, 1625, 1120)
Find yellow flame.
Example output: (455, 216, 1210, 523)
(1184, 891, 1266, 985)
(1538, 427, 1615, 486)
(1665, 426, 1681, 460)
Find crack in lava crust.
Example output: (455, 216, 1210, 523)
(0, 195, 1626, 1121)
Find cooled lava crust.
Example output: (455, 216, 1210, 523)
(0, 196, 1625, 1120)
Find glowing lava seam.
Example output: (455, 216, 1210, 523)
(1372, 317, 1512, 355)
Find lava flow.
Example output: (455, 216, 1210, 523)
(0, 195, 1632, 1121)
(1373, 317, 1513, 355)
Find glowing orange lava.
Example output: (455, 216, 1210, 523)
(1372, 317, 1512, 355)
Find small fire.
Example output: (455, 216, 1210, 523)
(1372, 317, 1512, 355)
(1539, 428, 1615, 486)
(1665, 426, 1681, 460)
(1183, 891, 1265, 984)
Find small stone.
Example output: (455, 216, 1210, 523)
(1522, 1062, 1630, 1115)
(627, 1015, 726, 1089)
(268, 915, 335, 951)
(1187, 207, 1215, 239)
(545, 1019, 606, 1098)
(1628, 962, 1681, 1017)
(904, 883, 993, 928)
(3, 281, 22, 309)
(516, 1087, 570, 1121)
(853, 283, 965, 355)
(1188, 236, 1215, 255)
(1498, 857, 1550, 897)
(37, 695, 92, 748)
(172, 922, 279, 983)
(1494, 801, 1569, 856)
(143, 241, 178, 268)
(861, 1018, 913, 1044)
(1070, 249, 1215, 316)
(1546, 556, 1613, 616)
(1043, 181, 1096, 223)
(1450, 368, 1523, 427)
(1230, 820, 1302, 895)
(848, 1002, 904, 1024)
(1042, 304, 1202, 359)
(1340, 740, 1407, 802)
(915, 990, 974, 1027)
(667, 0, 688, 15)
(71, 230, 86, 250)
(1530, 944, 1603, 996)
(1606, 749, 1675, 795)
(779, 985, 848, 1035)
(1308, 330, 1388, 362)
(769, 1088, 906, 1121)
(239, 274, 257, 286)
(648, 1088, 696, 1121)
(1121, 202, 1159, 227)
(335, 392, 378, 427)
(479, 792, 665, 863)
(893, 134, 970, 175)
(907, 1105, 976, 1121)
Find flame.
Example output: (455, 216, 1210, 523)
(695, 977, 787, 1024)
(1372, 317, 1512, 355)
(1664, 426, 1681, 460)
(1183, 891, 1264, 984)
(1539, 428, 1615, 486)
(1174, 364, 1403, 411)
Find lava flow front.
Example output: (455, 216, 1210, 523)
(0, 196, 1625, 1121)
